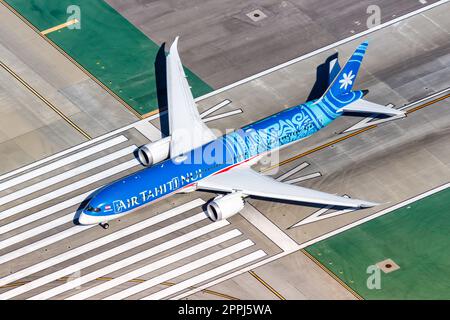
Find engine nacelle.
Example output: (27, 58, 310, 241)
(206, 193, 245, 221)
(137, 136, 171, 166)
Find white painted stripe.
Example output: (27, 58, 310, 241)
(200, 100, 231, 118)
(0, 199, 204, 287)
(104, 239, 255, 300)
(149, 250, 266, 300)
(285, 172, 321, 184)
(0, 225, 95, 265)
(45, 225, 235, 300)
(203, 109, 243, 123)
(174, 183, 450, 299)
(0, 136, 127, 187)
(240, 204, 299, 252)
(67, 226, 236, 300)
(18, 212, 208, 300)
(276, 162, 309, 181)
(0, 145, 136, 205)
(0, 159, 138, 221)
(134, 121, 163, 141)
(194, 0, 449, 101)
(0, 192, 91, 234)
(1, 0, 445, 186)
(0, 213, 78, 251)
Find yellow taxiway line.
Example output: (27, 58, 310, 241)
(248, 270, 286, 300)
(0, 60, 92, 140)
(263, 93, 450, 173)
(41, 19, 79, 35)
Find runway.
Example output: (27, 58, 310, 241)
(0, 1, 449, 300)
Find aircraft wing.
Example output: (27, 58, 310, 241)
(197, 167, 378, 208)
(166, 37, 217, 158)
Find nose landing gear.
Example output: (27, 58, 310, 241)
(100, 222, 109, 230)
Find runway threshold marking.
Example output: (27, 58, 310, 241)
(0, 135, 127, 190)
(105, 240, 257, 300)
(0, 60, 91, 140)
(248, 270, 285, 300)
(41, 19, 79, 35)
(0, 199, 204, 289)
(1, 278, 239, 300)
(175, 92, 450, 299)
(1, 213, 208, 300)
(30, 225, 235, 300)
(150, 251, 267, 300)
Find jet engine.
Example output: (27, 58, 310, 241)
(137, 136, 171, 166)
(206, 193, 245, 221)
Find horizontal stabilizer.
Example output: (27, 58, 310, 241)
(337, 99, 405, 116)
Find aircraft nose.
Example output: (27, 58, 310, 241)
(78, 211, 95, 225)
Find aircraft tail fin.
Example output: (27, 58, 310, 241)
(318, 41, 405, 117)
(316, 41, 369, 112)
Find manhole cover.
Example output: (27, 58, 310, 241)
(376, 258, 400, 273)
(246, 9, 267, 22)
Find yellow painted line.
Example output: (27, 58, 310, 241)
(141, 109, 161, 119)
(406, 93, 450, 114)
(41, 19, 78, 35)
(262, 126, 376, 173)
(248, 270, 285, 300)
(301, 249, 363, 300)
(0, 60, 92, 140)
(0, 0, 142, 120)
(262, 93, 449, 173)
(2, 276, 239, 300)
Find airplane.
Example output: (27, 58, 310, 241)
(78, 37, 404, 229)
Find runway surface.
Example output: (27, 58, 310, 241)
(0, 1, 449, 299)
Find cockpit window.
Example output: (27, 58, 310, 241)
(86, 206, 101, 212)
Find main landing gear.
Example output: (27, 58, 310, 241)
(100, 222, 109, 230)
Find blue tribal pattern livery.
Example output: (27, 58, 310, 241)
(81, 41, 371, 221)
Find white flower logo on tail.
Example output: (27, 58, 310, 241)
(339, 70, 355, 90)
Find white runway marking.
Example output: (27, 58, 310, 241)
(0, 135, 127, 187)
(104, 240, 255, 300)
(13, 212, 207, 300)
(194, 0, 449, 101)
(200, 100, 231, 118)
(150, 250, 266, 300)
(0, 199, 204, 289)
(240, 204, 298, 252)
(203, 109, 243, 123)
(0, 213, 81, 251)
(0, 191, 93, 235)
(0, 159, 139, 221)
(285, 172, 321, 184)
(0, 145, 136, 205)
(276, 162, 309, 181)
(134, 121, 163, 141)
(65, 224, 235, 300)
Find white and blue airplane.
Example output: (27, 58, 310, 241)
(78, 38, 404, 228)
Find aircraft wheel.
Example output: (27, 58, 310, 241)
(100, 222, 109, 230)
